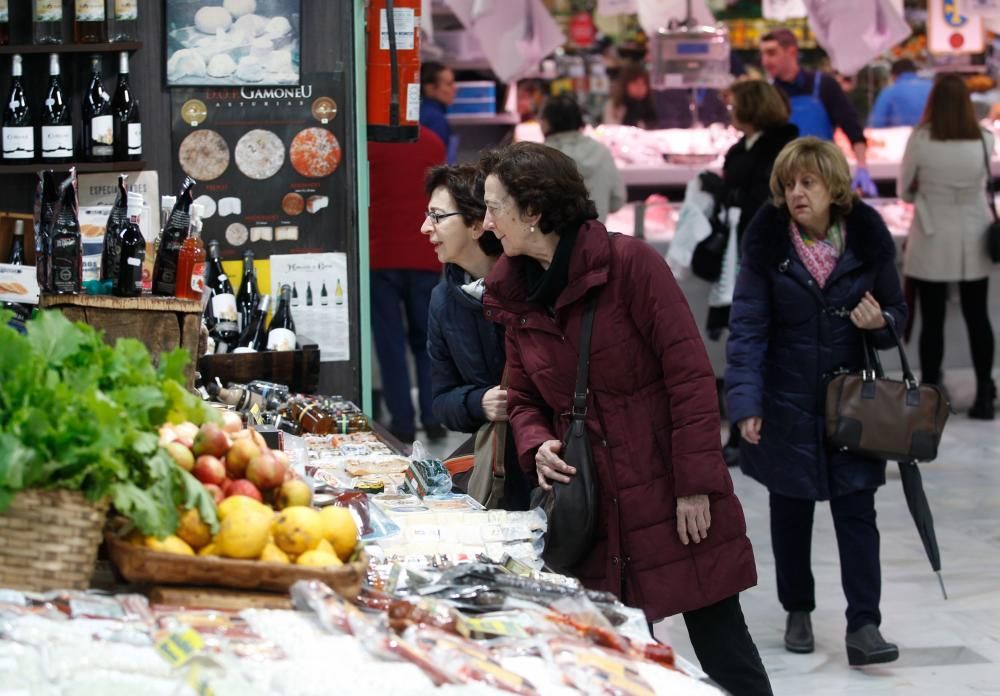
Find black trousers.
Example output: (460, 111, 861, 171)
(677, 594, 773, 696)
(769, 489, 881, 633)
(914, 278, 995, 386)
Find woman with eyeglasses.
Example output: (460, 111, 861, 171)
(423, 164, 532, 510)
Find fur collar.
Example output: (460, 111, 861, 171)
(741, 200, 896, 270)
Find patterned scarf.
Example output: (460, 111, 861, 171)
(789, 220, 845, 288)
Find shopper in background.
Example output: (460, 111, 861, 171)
(516, 79, 547, 122)
(726, 137, 907, 667)
(423, 164, 531, 510)
(368, 126, 448, 445)
(898, 73, 996, 419)
(717, 80, 799, 466)
(481, 142, 772, 696)
(540, 95, 625, 223)
(602, 63, 657, 128)
(420, 61, 457, 162)
(868, 59, 933, 128)
(760, 28, 877, 196)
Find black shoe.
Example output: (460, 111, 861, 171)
(969, 383, 995, 420)
(423, 424, 448, 441)
(846, 624, 899, 666)
(784, 611, 814, 653)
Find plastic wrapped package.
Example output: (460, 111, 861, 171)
(543, 637, 657, 696)
(401, 442, 453, 498)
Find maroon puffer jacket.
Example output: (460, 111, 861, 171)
(483, 221, 757, 620)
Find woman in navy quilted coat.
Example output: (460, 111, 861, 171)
(726, 137, 907, 667)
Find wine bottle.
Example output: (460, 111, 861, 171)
(236, 249, 259, 332)
(75, 0, 107, 43)
(175, 203, 206, 301)
(306, 281, 313, 306)
(35, 170, 60, 291)
(108, 0, 138, 42)
(291, 281, 299, 307)
(100, 174, 127, 282)
(50, 168, 82, 295)
(3, 55, 35, 163)
(320, 281, 329, 306)
(33, 0, 64, 45)
(234, 294, 271, 353)
(111, 51, 141, 161)
(82, 56, 113, 162)
(0, 1, 10, 47)
(7, 219, 24, 264)
(267, 285, 296, 351)
(41, 54, 74, 163)
(206, 240, 239, 353)
(335, 278, 344, 306)
(151, 177, 195, 296)
(115, 192, 145, 297)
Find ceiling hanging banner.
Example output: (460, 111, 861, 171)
(597, 0, 638, 16)
(762, 0, 808, 20)
(635, 0, 714, 36)
(927, 0, 984, 53)
(804, 0, 911, 74)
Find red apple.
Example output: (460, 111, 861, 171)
(204, 483, 225, 504)
(193, 455, 226, 486)
(175, 437, 194, 450)
(221, 410, 243, 434)
(246, 451, 284, 491)
(164, 442, 195, 472)
(174, 422, 200, 442)
(226, 479, 263, 503)
(226, 438, 260, 479)
(193, 422, 232, 458)
(221, 477, 233, 495)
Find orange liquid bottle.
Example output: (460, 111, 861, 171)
(175, 205, 206, 300)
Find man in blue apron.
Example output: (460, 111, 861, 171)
(760, 28, 876, 196)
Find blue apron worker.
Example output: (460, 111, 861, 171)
(760, 28, 876, 197)
(868, 59, 933, 128)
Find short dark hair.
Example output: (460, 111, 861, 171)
(480, 142, 597, 235)
(761, 28, 798, 49)
(421, 61, 449, 92)
(541, 95, 585, 135)
(729, 79, 789, 131)
(891, 59, 917, 78)
(424, 164, 502, 256)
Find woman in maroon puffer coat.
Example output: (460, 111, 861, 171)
(481, 142, 771, 696)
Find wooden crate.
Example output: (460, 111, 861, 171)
(198, 336, 321, 393)
(39, 294, 203, 384)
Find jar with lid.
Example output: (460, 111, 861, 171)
(289, 398, 334, 435)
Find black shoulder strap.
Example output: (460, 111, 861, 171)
(982, 135, 997, 223)
(572, 294, 597, 419)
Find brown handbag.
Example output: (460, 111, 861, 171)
(467, 369, 508, 509)
(825, 312, 950, 462)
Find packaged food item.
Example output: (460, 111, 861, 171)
(544, 637, 656, 696)
(49, 167, 82, 294)
(401, 457, 452, 498)
(100, 173, 128, 283)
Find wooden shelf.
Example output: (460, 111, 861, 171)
(0, 42, 142, 55)
(40, 293, 201, 313)
(0, 160, 146, 175)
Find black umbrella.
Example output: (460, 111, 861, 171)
(898, 460, 947, 599)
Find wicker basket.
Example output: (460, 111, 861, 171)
(105, 520, 369, 599)
(0, 489, 109, 592)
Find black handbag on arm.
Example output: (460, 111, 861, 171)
(979, 135, 1000, 263)
(530, 294, 600, 573)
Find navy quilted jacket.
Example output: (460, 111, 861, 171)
(427, 263, 506, 433)
(725, 201, 907, 500)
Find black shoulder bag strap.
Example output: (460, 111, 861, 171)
(981, 135, 998, 223)
(570, 294, 598, 434)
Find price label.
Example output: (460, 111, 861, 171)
(155, 627, 205, 667)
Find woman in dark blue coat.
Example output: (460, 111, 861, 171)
(423, 164, 530, 509)
(726, 138, 907, 667)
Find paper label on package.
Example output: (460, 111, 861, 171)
(2, 127, 34, 159)
(42, 125, 73, 158)
(115, 0, 138, 20)
(406, 83, 420, 122)
(379, 8, 416, 50)
(155, 628, 204, 667)
(75, 0, 105, 21)
(0, 263, 39, 304)
(127, 123, 142, 155)
(0, 1, 8, 21)
(35, 0, 62, 21)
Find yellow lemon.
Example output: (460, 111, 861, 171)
(272, 506, 323, 556)
(296, 549, 343, 568)
(260, 542, 291, 564)
(176, 508, 212, 550)
(198, 543, 218, 556)
(145, 535, 195, 556)
(319, 506, 358, 560)
(315, 538, 335, 555)
(215, 505, 273, 559)
(217, 494, 268, 522)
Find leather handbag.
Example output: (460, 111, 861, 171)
(467, 369, 508, 510)
(530, 294, 600, 573)
(825, 312, 950, 462)
(979, 136, 1000, 263)
(690, 172, 730, 282)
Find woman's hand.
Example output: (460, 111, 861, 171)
(676, 494, 711, 545)
(738, 417, 762, 445)
(535, 439, 576, 491)
(850, 292, 886, 330)
(481, 386, 508, 422)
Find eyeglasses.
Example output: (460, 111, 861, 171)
(425, 211, 463, 225)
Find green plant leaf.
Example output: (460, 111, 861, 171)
(25, 311, 87, 366)
(175, 466, 220, 534)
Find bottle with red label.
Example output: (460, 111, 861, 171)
(175, 203, 206, 301)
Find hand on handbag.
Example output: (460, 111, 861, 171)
(535, 439, 576, 490)
(850, 292, 887, 330)
(738, 417, 762, 444)
(676, 494, 711, 545)
(481, 385, 508, 422)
